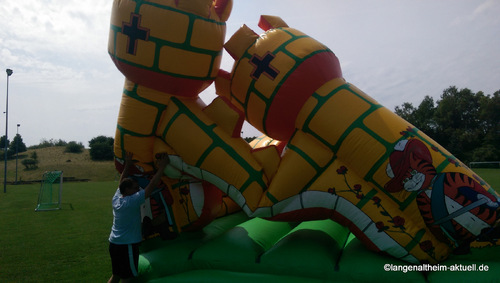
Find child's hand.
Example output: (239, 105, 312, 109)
(156, 153, 170, 169)
(124, 152, 134, 167)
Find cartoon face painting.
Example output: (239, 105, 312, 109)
(385, 139, 436, 194)
(385, 138, 499, 248)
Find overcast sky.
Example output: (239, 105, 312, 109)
(0, 0, 499, 147)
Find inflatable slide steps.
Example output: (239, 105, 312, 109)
(137, 212, 500, 282)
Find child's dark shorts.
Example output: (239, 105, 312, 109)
(109, 242, 140, 279)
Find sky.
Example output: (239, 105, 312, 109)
(0, 0, 499, 147)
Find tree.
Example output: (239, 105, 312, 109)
(394, 102, 416, 121)
(472, 144, 500, 163)
(394, 96, 436, 137)
(89, 136, 114, 161)
(433, 87, 485, 161)
(413, 96, 437, 136)
(89, 136, 114, 148)
(479, 91, 500, 148)
(0, 135, 9, 149)
(0, 135, 18, 160)
(65, 141, 84, 153)
(394, 86, 500, 163)
(244, 136, 258, 143)
(9, 134, 27, 153)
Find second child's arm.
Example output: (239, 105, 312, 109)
(144, 154, 170, 199)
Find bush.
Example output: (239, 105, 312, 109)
(65, 141, 84, 153)
(0, 149, 16, 160)
(89, 143, 114, 161)
(472, 144, 500, 162)
(22, 158, 38, 170)
(89, 136, 114, 161)
(30, 138, 68, 149)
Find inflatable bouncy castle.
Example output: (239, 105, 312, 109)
(107, 0, 500, 281)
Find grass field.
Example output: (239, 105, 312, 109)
(0, 146, 117, 184)
(0, 169, 498, 282)
(0, 181, 117, 282)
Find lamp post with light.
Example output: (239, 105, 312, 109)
(4, 69, 13, 193)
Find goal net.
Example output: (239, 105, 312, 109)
(35, 171, 63, 211)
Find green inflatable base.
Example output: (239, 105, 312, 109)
(137, 212, 499, 282)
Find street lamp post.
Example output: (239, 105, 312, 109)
(4, 69, 13, 193)
(15, 124, 20, 184)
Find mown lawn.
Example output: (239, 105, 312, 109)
(474, 168, 500, 192)
(0, 169, 498, 282)
(0, 181, 117, 282)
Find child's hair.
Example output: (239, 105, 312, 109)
(119, 178, 137, 195)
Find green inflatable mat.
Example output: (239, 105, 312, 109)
(137, 212, 499, 282)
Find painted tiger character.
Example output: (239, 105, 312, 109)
(385, 139, 500, 253)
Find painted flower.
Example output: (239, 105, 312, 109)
(392, 216, 405, 227)
(375, 221, 388, 232)
(337, 166, 348, 175)
(328, 187, 336, 194)
(353, 184, 362, 191)
(356, 193, 364, 199)
(372, 196, 381, 205)
(447, 157, 459, 167)
(419, 240, 434, 252)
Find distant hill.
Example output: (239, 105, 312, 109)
(0, 146, 118, 184)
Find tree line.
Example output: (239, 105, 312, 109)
(0, 135, 114, 167)
(394, 86, 499, 164)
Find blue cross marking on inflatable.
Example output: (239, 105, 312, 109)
(122, 13, 150, 55)
(250, 53, 279, 80)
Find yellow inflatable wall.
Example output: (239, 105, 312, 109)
(216, 16, 500, 264)
(109, 0, 250, 234)
(108, 0, 499, 264)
